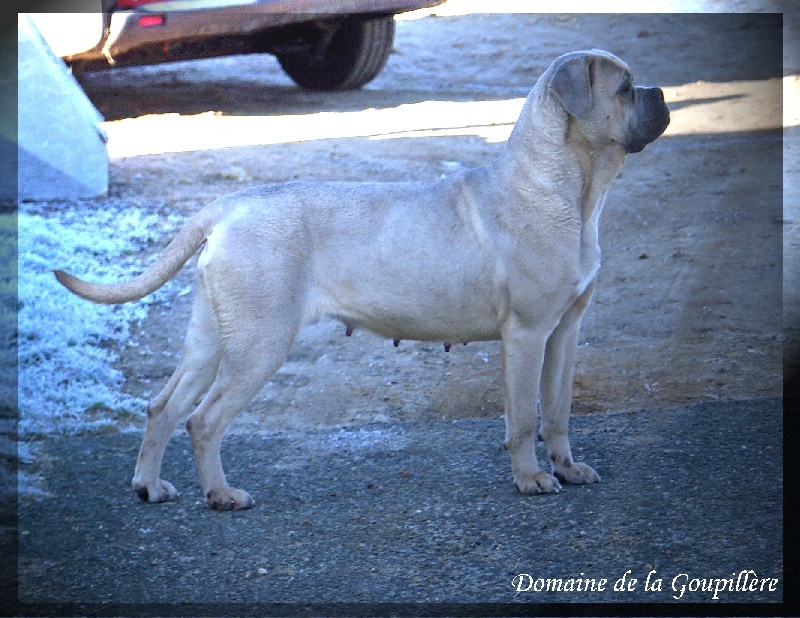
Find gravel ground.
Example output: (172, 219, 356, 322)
(12, 397, 782, 611)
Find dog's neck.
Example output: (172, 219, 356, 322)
(503, 95, 626, 224)
(499, 92, 627, 286)
(567, 122, 627, 220)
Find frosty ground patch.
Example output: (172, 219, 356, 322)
(16, 202, 181, 436)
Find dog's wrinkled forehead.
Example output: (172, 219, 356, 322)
(592, 51, 632, 86)
(554, 49, 631, 87)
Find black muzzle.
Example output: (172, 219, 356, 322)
(626, 87, 670, 154)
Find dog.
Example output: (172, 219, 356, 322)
(55, 50, 670, 511)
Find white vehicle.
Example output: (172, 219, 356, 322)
(33, 0, 445, 90)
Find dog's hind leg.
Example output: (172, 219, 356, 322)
(184, 254, 304, 510)
(132, 285, 222, 503)
(185, 322, 297, 510)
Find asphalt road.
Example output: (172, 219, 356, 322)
(11, 397, 783, 612)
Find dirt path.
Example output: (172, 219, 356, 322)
(68, 12, 786, 435)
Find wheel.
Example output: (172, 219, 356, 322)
(277, 15, 395, 91)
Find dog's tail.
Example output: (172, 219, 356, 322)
(54, 204, 224, 305)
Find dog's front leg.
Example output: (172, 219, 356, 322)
(539, 282, 601, 485)
(501, 316, 562, 495)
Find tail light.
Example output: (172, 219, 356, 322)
(138, 14, 165, 27)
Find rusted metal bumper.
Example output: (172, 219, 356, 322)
(96, 0, 444, 62)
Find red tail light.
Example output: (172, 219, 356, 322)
(138, 14, 165, 27)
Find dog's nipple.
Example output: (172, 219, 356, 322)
(393, 339, 401, 347)
(444, 341, 452, 352)
(346, 326, 353, 337)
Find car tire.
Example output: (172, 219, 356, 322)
(277, 15, 395, 91)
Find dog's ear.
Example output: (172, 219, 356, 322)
(548, 56, 592, 120)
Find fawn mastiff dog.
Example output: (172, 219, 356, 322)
(56, 50, 670, 510)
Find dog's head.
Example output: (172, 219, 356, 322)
(546, 49, 670, 154)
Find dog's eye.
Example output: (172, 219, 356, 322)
(619, 81, 633, 98)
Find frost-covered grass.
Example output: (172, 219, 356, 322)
(16, 203, 182, 436)
(0, 212, 17, 415)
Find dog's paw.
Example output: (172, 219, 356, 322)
(133, 479, 179, 504)
(514, 471, 562, 495)
(206, 487, 255, 511)
(552, 460, 601, 485)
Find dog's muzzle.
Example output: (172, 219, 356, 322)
(626, 87, 670, 154)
